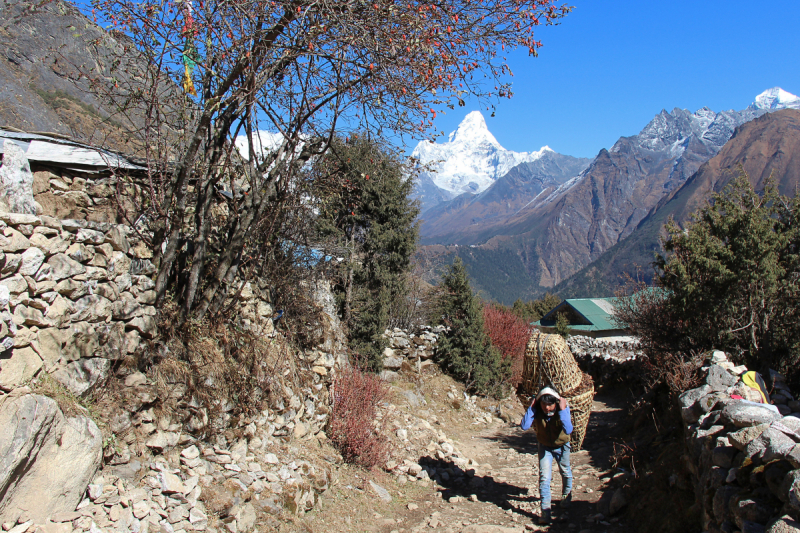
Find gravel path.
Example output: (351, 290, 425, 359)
(393, 392, 634, 533)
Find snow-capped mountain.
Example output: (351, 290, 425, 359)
(418, 87, 800, 303)
(411, 111, 553, 210)
(622, 87, 800, 160)
(750, 87, 800, 111)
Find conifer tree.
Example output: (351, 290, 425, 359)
(434, 258, 509, 395)
(618, 169, 800, 382)
(315, 136, 419, 371)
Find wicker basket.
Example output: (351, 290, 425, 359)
(520, 330, 583, 397)
(564, 373, 595, 451)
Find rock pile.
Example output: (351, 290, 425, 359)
(679, 351, 800, 533)
(0, 213, 157, 394)
(7, 435, 332, 533)
(381, 326, 444, 380)
(380, 394, 485, 489)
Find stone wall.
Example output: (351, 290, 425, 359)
(567, 335, 644, 387)
(0, 212, 157, 396)
(679, 351, 800, 533)
(380, 326, 444, 380)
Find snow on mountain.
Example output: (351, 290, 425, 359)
(411, 111, 552, 196)
(612, 87, 800, 159)
(751, 87, 800, 110)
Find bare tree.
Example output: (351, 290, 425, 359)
(84, 0, 572, 319)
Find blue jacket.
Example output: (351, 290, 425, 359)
(521, 404, 573, 446)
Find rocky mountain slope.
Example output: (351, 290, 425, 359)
(0, 0, 140, 149)
(419, 150, 591, 244)
(555, 108, 800, 297)
(418, 88, 800, 303)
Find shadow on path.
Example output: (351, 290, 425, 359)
(484, 390, 630, 472)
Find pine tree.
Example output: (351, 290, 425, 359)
(554, 312, 572, 339)
(618, 169, 800, 382)
(315, 135, 419, 371)
(434, 258, 509, 395)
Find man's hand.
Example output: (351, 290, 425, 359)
(559, 397, 568, 410)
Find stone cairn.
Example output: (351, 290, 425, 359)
(679, 351, 800, 533)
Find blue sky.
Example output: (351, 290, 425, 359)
(414, 0, 800, 158)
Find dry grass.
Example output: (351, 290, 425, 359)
(30, 373, 92, 419)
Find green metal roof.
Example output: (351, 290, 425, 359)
(532, 297, 622, 332)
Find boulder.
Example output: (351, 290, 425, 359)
(721, 401, 782, 428)
(0, 393, 102, 523)
(0, 142, 35, 215)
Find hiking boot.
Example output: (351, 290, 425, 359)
(538, 509, 551, 524)
(561, 492, 572, 509)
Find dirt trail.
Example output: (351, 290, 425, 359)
(387, 392, 632, 533)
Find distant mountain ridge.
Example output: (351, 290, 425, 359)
(555, 108, 800, 298)
(416, 88, 800, 304)
(419, 150, 591, 243)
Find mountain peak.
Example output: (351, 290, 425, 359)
(751, 87, 800, 110)
(448, 111, 500, 147)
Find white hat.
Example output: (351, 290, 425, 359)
(535, 387, 562, 403)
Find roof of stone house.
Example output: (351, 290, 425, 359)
(0, 128, 145, 172)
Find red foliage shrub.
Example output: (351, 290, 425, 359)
(483, 304, 531, 386)
(328, 363, 389, 468)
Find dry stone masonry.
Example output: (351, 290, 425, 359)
(381, 326, 444, 380)
(0, 212, 157, 396)
(680, 351, 800, 533)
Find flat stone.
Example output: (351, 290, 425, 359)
(124, 372, 147, 387)
(65, 243, 95, 263)
(17, 248, 45, 276)
(707, 365, 737, 392)
(104, 227, 130, 254)
(722, 401, 782, 428)
(75, 228, 105, 245)
(158, 471, 187, 494)
(47, 254, 86, 281)
(0, 253, 21, 276)
(0, 228, 31, 254)
(368, 480, 392, 503)
(767, 515, 800, 533)
(126, 316, 156, 338)
(107, 251, 131, 277)
(71, 295, 113, 323)
(13, 305, 48, 327)
(51, 358, 110, 397)
(1, 274, 27, 294)
(44, 295, 73, 327)
(0, 346, 43, 390)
